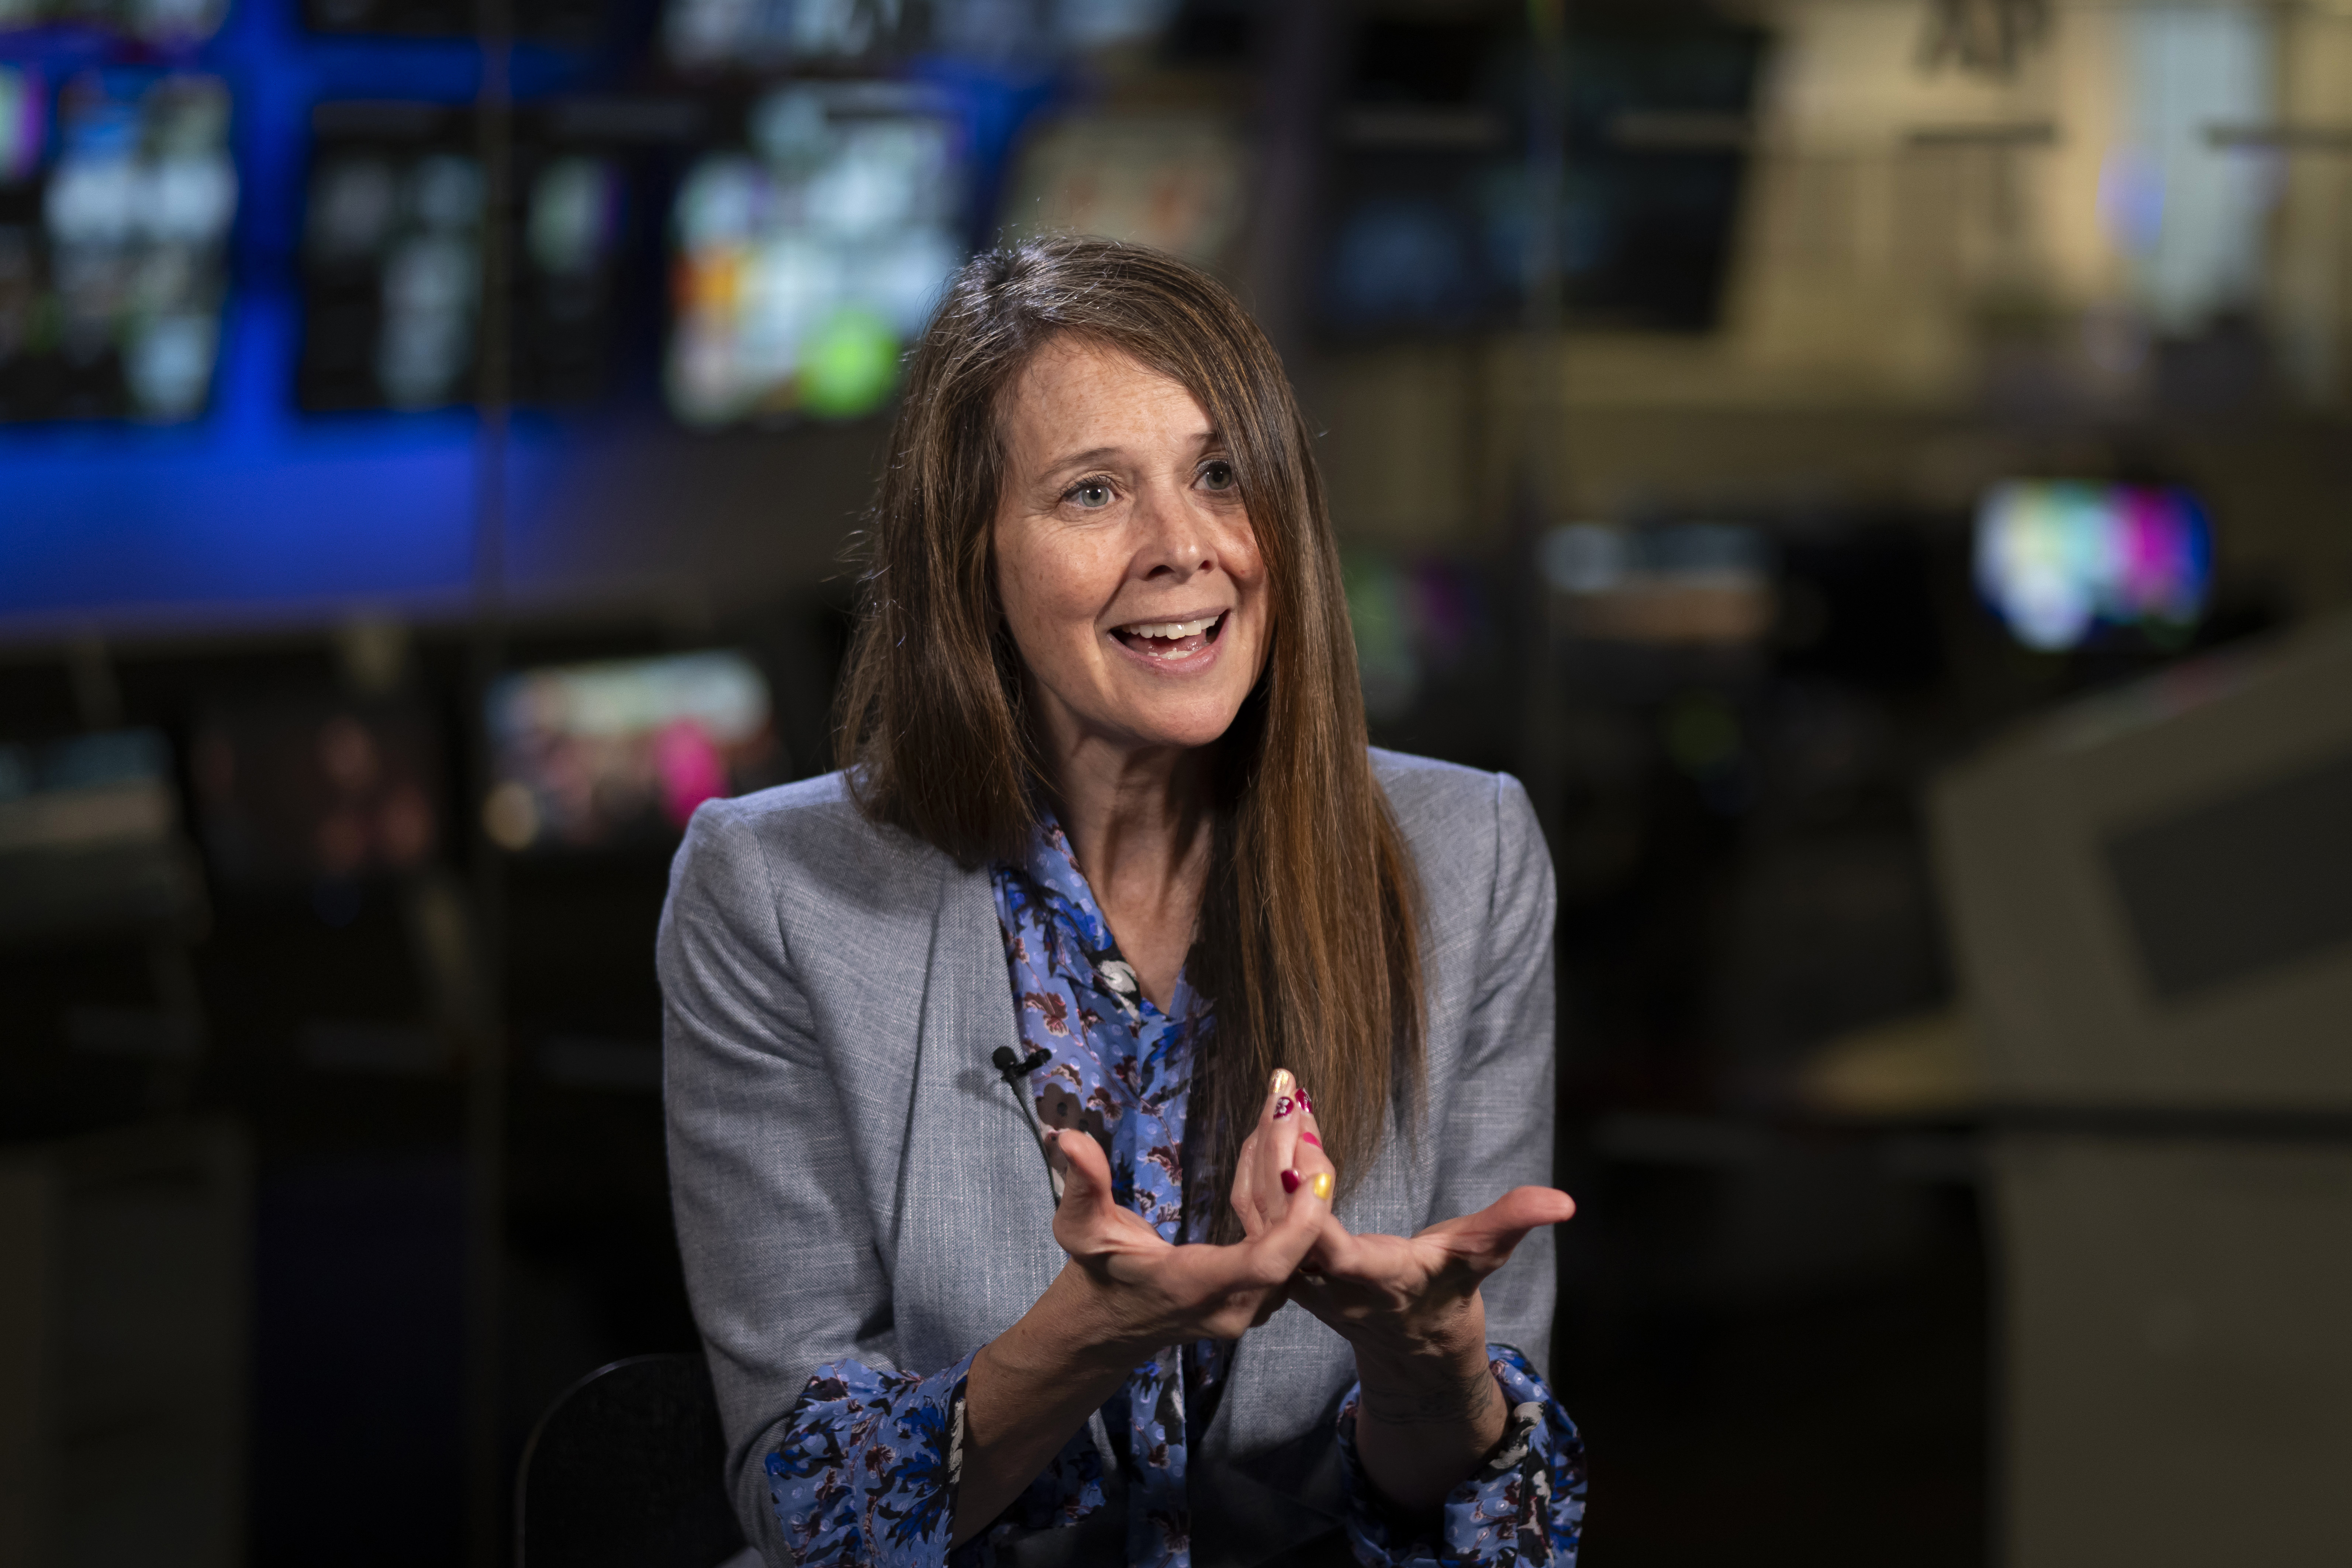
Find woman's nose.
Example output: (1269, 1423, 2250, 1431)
(1135, 484, 1214, 579)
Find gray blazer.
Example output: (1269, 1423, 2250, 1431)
(659, 749, 1558, 1567)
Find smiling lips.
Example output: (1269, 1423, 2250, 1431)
(1112, 611, 1226, 661)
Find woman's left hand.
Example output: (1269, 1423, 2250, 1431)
(1236, 1084, 1575, 1512)
(1235, 1085, 1574, 1363)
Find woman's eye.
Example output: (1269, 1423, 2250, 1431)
(1199, 460, 1236, 492)
(1068, 480, 1113, 510)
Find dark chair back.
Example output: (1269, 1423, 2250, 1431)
(515, 1352, 747, 1568)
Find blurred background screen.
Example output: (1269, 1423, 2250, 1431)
(666, 82, 962, 425)
(1, 69, 236, 420)
(484, 649, 783, 852)
(1974, 480, 2212, 653)
(300, 102, 484, 412)
(193, 698, 443, 884)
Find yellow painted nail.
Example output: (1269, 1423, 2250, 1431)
(1271, 1068, 1294, 1097)
(1309, 1171, 1332, 1201)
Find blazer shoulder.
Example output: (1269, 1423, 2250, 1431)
(680, 770, 956, 922)
(1369, 747, 1532, 842)
(1368, 747, 1548, 930)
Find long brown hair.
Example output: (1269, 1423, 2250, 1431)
(835, 235, 1423, 1215)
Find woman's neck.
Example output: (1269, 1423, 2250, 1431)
(1044, 732, 1213, 1011)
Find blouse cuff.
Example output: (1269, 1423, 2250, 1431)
(1335, 1344, 1588, 1567)
(765, 1352, 1111, 1568)
(766, 1352, 975, 1568)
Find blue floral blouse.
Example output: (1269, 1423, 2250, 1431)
(763, 817, 1586, 1566)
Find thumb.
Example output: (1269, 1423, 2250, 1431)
(1049, 1129, 1120, 1232)
(1240, 1164, 1332, 1283)
(1429, 1185, 1577, 1269)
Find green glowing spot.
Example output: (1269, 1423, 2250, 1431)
(799, 308, 899, 419)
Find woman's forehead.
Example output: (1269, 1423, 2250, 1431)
(1001, 338, 1213, 462)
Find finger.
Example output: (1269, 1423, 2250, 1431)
(1239, 1133, 1335, 1282)
(1423, 1185, 1578, 1270)
(1278, 1110, 1334, 1199)
(1047, 1129, 1123, 1246)
(1302, 1208, 1370, 1279)
(1286, 1080, 1328, 1182)
(1230, 1126, 1269, 1237)
(1262, 1067, 1303, 1174)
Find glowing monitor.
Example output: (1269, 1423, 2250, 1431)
(998, 111, 1247, 271)
(192, 701, 444, 886)
(0, 70, 236, 422)
(1974, 481, 2212, 652)
(666, 83, 962, 426)
(483, 651, 785, 852)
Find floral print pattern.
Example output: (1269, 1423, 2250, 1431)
(760, 815, 1584, 1566)
(1337, 1346, 1587, 1565)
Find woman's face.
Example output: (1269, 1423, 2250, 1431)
(992, 337, 1270, 759)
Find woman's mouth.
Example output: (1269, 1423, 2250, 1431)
(1111, 612, 1226, 661)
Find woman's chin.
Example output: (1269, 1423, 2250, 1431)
(1093, 698, 1250, 755)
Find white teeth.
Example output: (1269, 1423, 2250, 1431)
(1121, 614, 1221, 640)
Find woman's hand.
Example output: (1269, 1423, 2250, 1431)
(1228, 1067, 1339, 1244)
(1236, 1084, 1576, 1514)
(1044, 1099, 1329, 1365)
(955, 1078, 1329, 1546)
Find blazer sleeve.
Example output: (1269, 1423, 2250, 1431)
(659, 799, 902, 1559)
(1426, 771, 1560, 1377)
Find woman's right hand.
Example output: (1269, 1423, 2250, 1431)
(955, 1074, 1336, 1546)
(1045, 1101, 1327, 1367)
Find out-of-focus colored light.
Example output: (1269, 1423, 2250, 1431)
(798, 305, 897, 418)
(16, 72, 238, 422)
(0, 67, 42, 183)
(1974, 480, 2213, 651)
(666, 86, 960, 426)
(484, 651, 783, 852)
(527, 156, 620, 278)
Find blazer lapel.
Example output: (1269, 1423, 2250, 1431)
(891, 857, 1068, 1376)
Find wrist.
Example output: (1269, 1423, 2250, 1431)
(1349, 1296, 1496, 1427)
(1032, 1258, 1161, 1380)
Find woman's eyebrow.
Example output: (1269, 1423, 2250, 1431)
(1039, 444, 1125, 478)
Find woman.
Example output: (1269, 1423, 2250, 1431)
(660, 237, 1582, 1568)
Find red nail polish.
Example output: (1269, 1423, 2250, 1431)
(1280, 1169, 1301, 1194)
(1301, 1131, 1321, 1148)
(1273, 1096, 1294, 1119)
(1297, 1087, 1315, 1113)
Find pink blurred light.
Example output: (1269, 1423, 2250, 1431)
(654, 718, 728, 827)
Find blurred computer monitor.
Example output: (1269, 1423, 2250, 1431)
(301, 99, 673, 413)
(664, 82, 963, 427)
(0, 728, 205, 940)
(511, 99, 697, 404)
(0, 0, 226, 42)
(299, 101, 484, 414)
(0, 69, 236, 422)
(660, 0, 914, 72)
(1321, 11, 1764, 336)
(997, 110, 1248, 272)
(483, 650, 784, 853)
(303, 0, 610, 47)
(1975, 479, 2212, 652)
(1931, 614, 2352, 1109)
(192, 700, 445, 886)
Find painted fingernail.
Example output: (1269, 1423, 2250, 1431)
(1280, 1169, 1301, 1193)
(1270, 1068, 1294, 1097)
(1309, 1172, 1332, 1200)
(1301, 1131, 1321, 1147)
(1297, 1086, 1315, 1113)
(1273, 1095, 1294, 1119)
